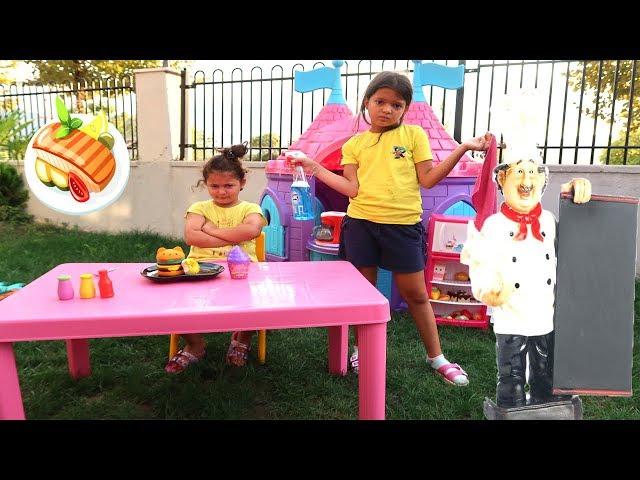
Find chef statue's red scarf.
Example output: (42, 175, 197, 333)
(500, 202, 544, 241)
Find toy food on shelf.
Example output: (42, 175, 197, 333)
(33, 105, 116, 203)
(439, 294, 450, 301)
(431, 286, 441, 300)
(454, 271, 469, 281)
(181, 258, 201, 275)
(156, 246, 186, 277)
(447, 309, 474, 321)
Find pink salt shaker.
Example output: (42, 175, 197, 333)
(57, 274, 74, 300)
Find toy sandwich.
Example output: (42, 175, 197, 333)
(33, 123, 116, 203)
(156, 247, 186, 277)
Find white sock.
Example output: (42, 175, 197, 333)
(427, 354, 448, 369)
(428, 354, 469, 386)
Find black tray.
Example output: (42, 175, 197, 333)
(140, 262, 225, 283)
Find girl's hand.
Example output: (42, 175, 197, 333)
(462, 132, 493, 152)
(285, 152, 320, 176)
(202, 220, 218, 235)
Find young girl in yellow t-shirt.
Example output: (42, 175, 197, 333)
(165, 143, 266, 374)
(290, 72, 491, 386)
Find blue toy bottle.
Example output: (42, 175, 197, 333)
(287, 152, 314, 221)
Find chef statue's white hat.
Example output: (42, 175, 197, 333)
(491, 88, 546, 164)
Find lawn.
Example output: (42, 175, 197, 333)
(1, 221, 639, 420)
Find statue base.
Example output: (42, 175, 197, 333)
(483, 396, 583, 420)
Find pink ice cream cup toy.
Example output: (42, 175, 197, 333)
(227, 245, 251, 279)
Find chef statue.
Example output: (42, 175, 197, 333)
(461, 90, 592, 418)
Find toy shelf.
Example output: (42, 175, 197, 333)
(425, 214, 490, 330)
(430, 299, 482, 306)
(435, 317, 489, 329)
(431, 279, 471, 287)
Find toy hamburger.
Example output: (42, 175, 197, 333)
(156, 246, 185, 277)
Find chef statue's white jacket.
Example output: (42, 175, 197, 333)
(462, 208, 558, 337)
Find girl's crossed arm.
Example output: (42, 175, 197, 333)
(184, 213, 230, 248)
(201, 213, 265, 244)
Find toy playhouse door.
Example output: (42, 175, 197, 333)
(552, 193, 639, 396)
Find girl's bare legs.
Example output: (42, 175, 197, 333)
(181, 333, 206, 357)
(393, 270, 467, 385)
(392, 270, 442, 357)
(353, 266, 378, 347)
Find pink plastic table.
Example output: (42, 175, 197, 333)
(0, 261, 390, 420)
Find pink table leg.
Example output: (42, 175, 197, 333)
(328, 325, 349, 376)
(0, 342, 26, 420)
(357, 322, 387, 420)
(65, 339, 91, 379)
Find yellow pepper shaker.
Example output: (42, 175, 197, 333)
(79, 273, 96, 299)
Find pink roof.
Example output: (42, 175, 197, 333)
(282, 103, 353, 159)
(268, 101, 482, 176)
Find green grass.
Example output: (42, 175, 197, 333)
(1, 221, 639, 419)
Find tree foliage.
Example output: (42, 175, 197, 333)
(0, 61, 20, 84)
(569, 60, 640, 164)
(0, 110, 33, 160)
(25, 60, 188, 85)
(250, 133, 281, 161)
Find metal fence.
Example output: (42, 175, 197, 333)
(179, 60, 640, 165)
(0, 77, 138, 160)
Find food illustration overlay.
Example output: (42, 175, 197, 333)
(24, 97, 130, 215)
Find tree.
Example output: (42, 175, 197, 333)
(250, 133, 281, 161)
(25, 60, 188, 85)
(0, 61, 20, 84)
(569, 60, 640, 164)
(25, 60, 190, 112)
(0, 110, 33, 160)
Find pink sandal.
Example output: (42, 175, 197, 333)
(434, 363, 469, 386)
(226, 332, 251, 367)
(165, 349, 206, 374)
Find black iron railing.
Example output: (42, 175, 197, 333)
(179, 60, 640, 166)
(0, 77, 138, 160)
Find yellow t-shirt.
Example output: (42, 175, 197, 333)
(185, 200, 265, 262)
(341, 124, 433, 224)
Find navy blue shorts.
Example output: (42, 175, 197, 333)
(338, 215, 427, 273)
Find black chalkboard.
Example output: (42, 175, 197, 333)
(553, 193, 638, 396)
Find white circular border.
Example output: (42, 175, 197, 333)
(23, 115, 130, 216)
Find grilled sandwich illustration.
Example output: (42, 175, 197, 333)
(33, 102, 116, 203)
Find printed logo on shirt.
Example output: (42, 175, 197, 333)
(392, 146, 407, 159)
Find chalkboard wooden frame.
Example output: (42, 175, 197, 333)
(553, 193, 639, 396)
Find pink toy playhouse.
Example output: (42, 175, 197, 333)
(259, 61, 487, 310)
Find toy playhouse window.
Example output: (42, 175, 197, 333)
(443, 201, 476, 218)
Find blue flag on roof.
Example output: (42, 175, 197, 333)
(412, 60, 465, 102)
(294, 61, 346, 105)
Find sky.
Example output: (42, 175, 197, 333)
(3, 60, 629, 165)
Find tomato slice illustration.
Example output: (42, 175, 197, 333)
(68, 172, 90, 203)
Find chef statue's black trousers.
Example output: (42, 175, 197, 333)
(495, 332, 564, 408)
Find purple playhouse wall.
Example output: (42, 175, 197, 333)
(421, 177, 475, 229)
(265, 172, 316, 262)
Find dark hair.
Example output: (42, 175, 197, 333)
(195, 142, 249, 189)
(358, 71, 413, 144)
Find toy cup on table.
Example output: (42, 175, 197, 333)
(57, 274, 74, 300)
(79, 273, 95, 299)
(227, 245, 251, 279)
